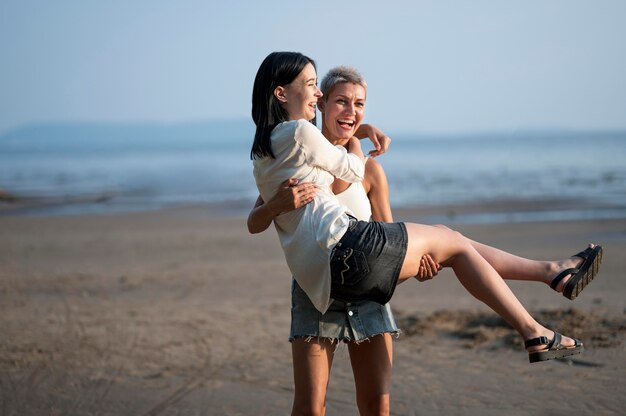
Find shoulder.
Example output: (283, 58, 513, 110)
(363, 158, 388, 189)
(294, 119, 319, 135)
(294, 119, 328, 149)
(272, 120, 304, 147)
(365, 158, 387, 180)
(273, 119, 299, 135)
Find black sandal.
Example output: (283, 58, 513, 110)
(526, 332, 584, 363)
(550, 245, 603, 300)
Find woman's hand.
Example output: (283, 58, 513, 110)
(415, 254, 442, 282)
(355, 123, 391, 158)
(247, 178, 317, 234)
(267, 178, 317, 214)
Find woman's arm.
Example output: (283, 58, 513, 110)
(296, 120, 365, 183)
(247, 195, 274, 234)
(347, 136, 365, 161)
(355, 123, 392, 158)
(247, 179, 317, 234)
(363, 158, 393, 223)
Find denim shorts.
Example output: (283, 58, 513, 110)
(330, 217, 408, 305)
(289, 279, 399, 343)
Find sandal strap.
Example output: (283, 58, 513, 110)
(573, 247, 594, 261)
(524, 336, 550, 348)
(550, 268, 578, 290)
(550, 332, 563, 349)
(524, 332, 565, 349)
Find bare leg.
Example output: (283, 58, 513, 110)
(348, 334, 393, 416)
(432, 224, 590, 292)
(291, 338, 335, 416)
(398, 223, 576, 349)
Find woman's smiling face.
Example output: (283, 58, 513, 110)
(319, 82, 366, 144)
(277, 63, 322, 121)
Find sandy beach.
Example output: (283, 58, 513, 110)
(1, 205, 625, 415)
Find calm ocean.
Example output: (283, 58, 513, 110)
(1, 123, 625, 223)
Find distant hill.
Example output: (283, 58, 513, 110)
(0, 119, 255, 153)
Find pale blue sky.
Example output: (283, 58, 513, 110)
(1, 0, 625, 134)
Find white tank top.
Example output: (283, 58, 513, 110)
(335, 160, 372, 221)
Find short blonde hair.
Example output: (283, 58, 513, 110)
(320, 66, 367, 101)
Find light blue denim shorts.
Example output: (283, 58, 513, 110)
(289, 279, 399, 343)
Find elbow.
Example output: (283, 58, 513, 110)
(247, 221, 262, 234)
(248, 218, 271, 234)
(247, 217, 260, 234)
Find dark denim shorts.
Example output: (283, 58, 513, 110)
(330, 217, 408, 305)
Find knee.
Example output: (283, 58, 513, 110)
(433, 224, 466, 241)
(436, 225, 473, 256)
(356, 394, 390, 416)
(434, 224, 465, 241)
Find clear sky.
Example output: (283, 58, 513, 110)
(1, 0, 625, 135)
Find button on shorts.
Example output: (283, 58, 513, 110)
(289, 279, 399, 343)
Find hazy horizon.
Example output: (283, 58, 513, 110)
(3, 118, 626, 143)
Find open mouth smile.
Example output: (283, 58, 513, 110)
(337, 119, 355, 129)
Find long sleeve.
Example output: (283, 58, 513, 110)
(295, 120, 365, 183)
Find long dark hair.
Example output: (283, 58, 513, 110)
(251, 51, 316, 159)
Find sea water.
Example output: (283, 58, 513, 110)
(1, 124, 625, 222)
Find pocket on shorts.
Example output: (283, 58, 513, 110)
(330, 246, 370, 287)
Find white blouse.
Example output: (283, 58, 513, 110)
(253, 119, 365, 313)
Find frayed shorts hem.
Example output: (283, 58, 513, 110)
(289, 330, 400, 345)
(290, 279, 400, 344)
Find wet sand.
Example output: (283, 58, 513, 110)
(0, 206, 624, 415)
